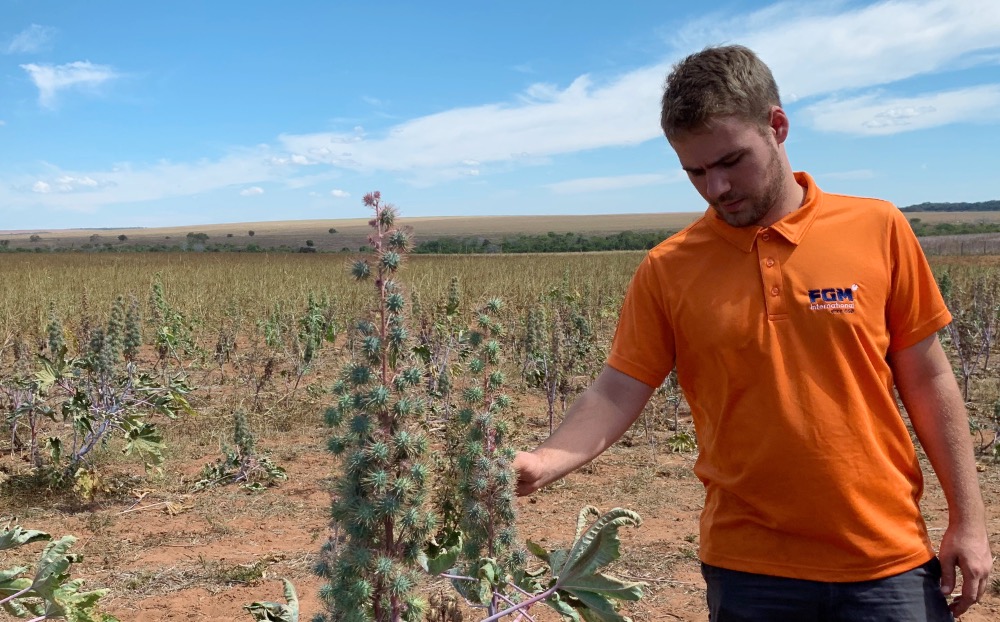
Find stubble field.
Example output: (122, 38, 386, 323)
(3, 232, 1000, 621)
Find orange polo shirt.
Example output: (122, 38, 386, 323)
(608, 172, 951, 582)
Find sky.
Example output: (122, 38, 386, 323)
(1, 0, 999, 230)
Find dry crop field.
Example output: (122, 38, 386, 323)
(0, 212, 703, 253)
(3, 229, 1000, 621)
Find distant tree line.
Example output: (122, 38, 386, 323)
(901, 200, 1000, 212)
(413, 229, 677, 254)
(907, 219, 1000, 236)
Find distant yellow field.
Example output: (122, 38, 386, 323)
(0, 213, 703, 251)
(3, 210, 998, 252)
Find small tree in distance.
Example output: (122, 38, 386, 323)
(118, 234, 128, 242)
(248, 230, 255, 237)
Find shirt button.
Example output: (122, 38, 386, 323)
(765, 258, 775, 267)
(761, 233, 771, 241)
(770, 286, 780, 296)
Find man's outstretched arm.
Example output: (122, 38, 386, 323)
(514, 365, 656, 496)
(890, 333, 993, 618)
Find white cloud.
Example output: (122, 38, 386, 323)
(27, 175, 109, 193)
(240, 186, 265, 196)
(673, 0, 1000, 101)
(20, 61, 119, 108)
(4, 24, 56, 54)
(280, 66, 667, 176)
(330, 189, 350, 198)
(0, 120, 6, 126)
(804, 85, 1000, 135)
(547, 173, 679, 195)
(290, 154, 310, 165)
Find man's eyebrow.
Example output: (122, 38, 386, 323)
(681, 148, 747, 173)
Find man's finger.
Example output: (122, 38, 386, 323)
(939, 557, 956, 596)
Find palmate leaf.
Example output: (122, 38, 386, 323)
(31, 535, 78, 601)
(45, 579, 120, 622)
(0, 525, 51, 551)
(244, 578, 299, 622)
(121, 420, 166, 468)
(531, 507, 646, 622)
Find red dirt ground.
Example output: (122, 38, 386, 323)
(4, 405, 1000, 621)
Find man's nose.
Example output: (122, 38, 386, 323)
(705, 169, 731, 201)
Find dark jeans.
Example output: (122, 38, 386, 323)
(701, 558, 953, 621)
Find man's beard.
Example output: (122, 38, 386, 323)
(712, 147, 784, 228)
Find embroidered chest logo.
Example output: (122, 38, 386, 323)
(807, 284, 858, 313)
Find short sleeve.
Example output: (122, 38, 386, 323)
(885, 208, 952, 353)
(607, 254, 676, 387)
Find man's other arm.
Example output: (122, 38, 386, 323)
(513, 365, 656, 496)
(890, 333, 993, 617)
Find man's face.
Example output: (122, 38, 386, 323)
(669, 115, 785, 228)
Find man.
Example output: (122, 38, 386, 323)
(513, 45, 992, 620)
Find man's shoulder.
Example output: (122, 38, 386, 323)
(646, 213, 714, 258)
(820, 190, 898, 215)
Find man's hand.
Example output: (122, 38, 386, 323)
(512, 451, 545, 496)
(938, 520, 993, 618)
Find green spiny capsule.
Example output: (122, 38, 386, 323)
(351, 259, 372, 281)
(324, 406, 343, 427)
(364, 469, 390, 493)
(469, 358, 485, 374)
(488, 370, 505, 390)
(327, 435, 347, 454)
(374, 556, 394, 577)
(495, 393, 512, 409)
(389, 326, 408, 347)
(477, 314, 492, 331)
(486, 298, 503, 313)
(468, 331, 483, 348)
(386, 292, 405, 313)
(486, 340, 501, 363)
(362, 335, 381, 360)
(388, 229, 410, 251)
(349, 364, 372, 386)
(366, 385, 390, 408)
(393, 398, 412, 418)
(463, 386, 484, 405)
(380, 251, 402, 271)
(392, 476, 414, 496)
(356, 319, 376, 335)
(350, 414, 373, 436)
(458, 407, 475, 425)
(409, 463, 428, 484)
(401, 367, 422, 386)
(389, 572, 414, 597)
(366, 440, 391, 463)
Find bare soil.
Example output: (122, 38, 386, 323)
(4, 397, 999, 622)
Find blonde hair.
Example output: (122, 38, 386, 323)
(660, 45, 781, 138)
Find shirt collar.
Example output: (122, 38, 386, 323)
(705, 171, 822, 253)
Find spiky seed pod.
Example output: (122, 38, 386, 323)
(388, 229, 410, 252)
(380, 251, 402, 272)
(46, 302, 65, 356)
(352, 260, 372, 281)
(124, 296, 142, 361)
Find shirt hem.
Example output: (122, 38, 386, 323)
(699, 547, 935, 583)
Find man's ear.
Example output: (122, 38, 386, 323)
(769, 106, 789, 145)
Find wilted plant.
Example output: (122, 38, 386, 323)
(317, 191, 436, 622)
(522, 277, 597, 433)
(3, 299, 194, 495)
(194, 410, 287, 492)
(0, 521, 120, 621)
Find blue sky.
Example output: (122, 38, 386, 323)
(1, 0, 999, 230)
